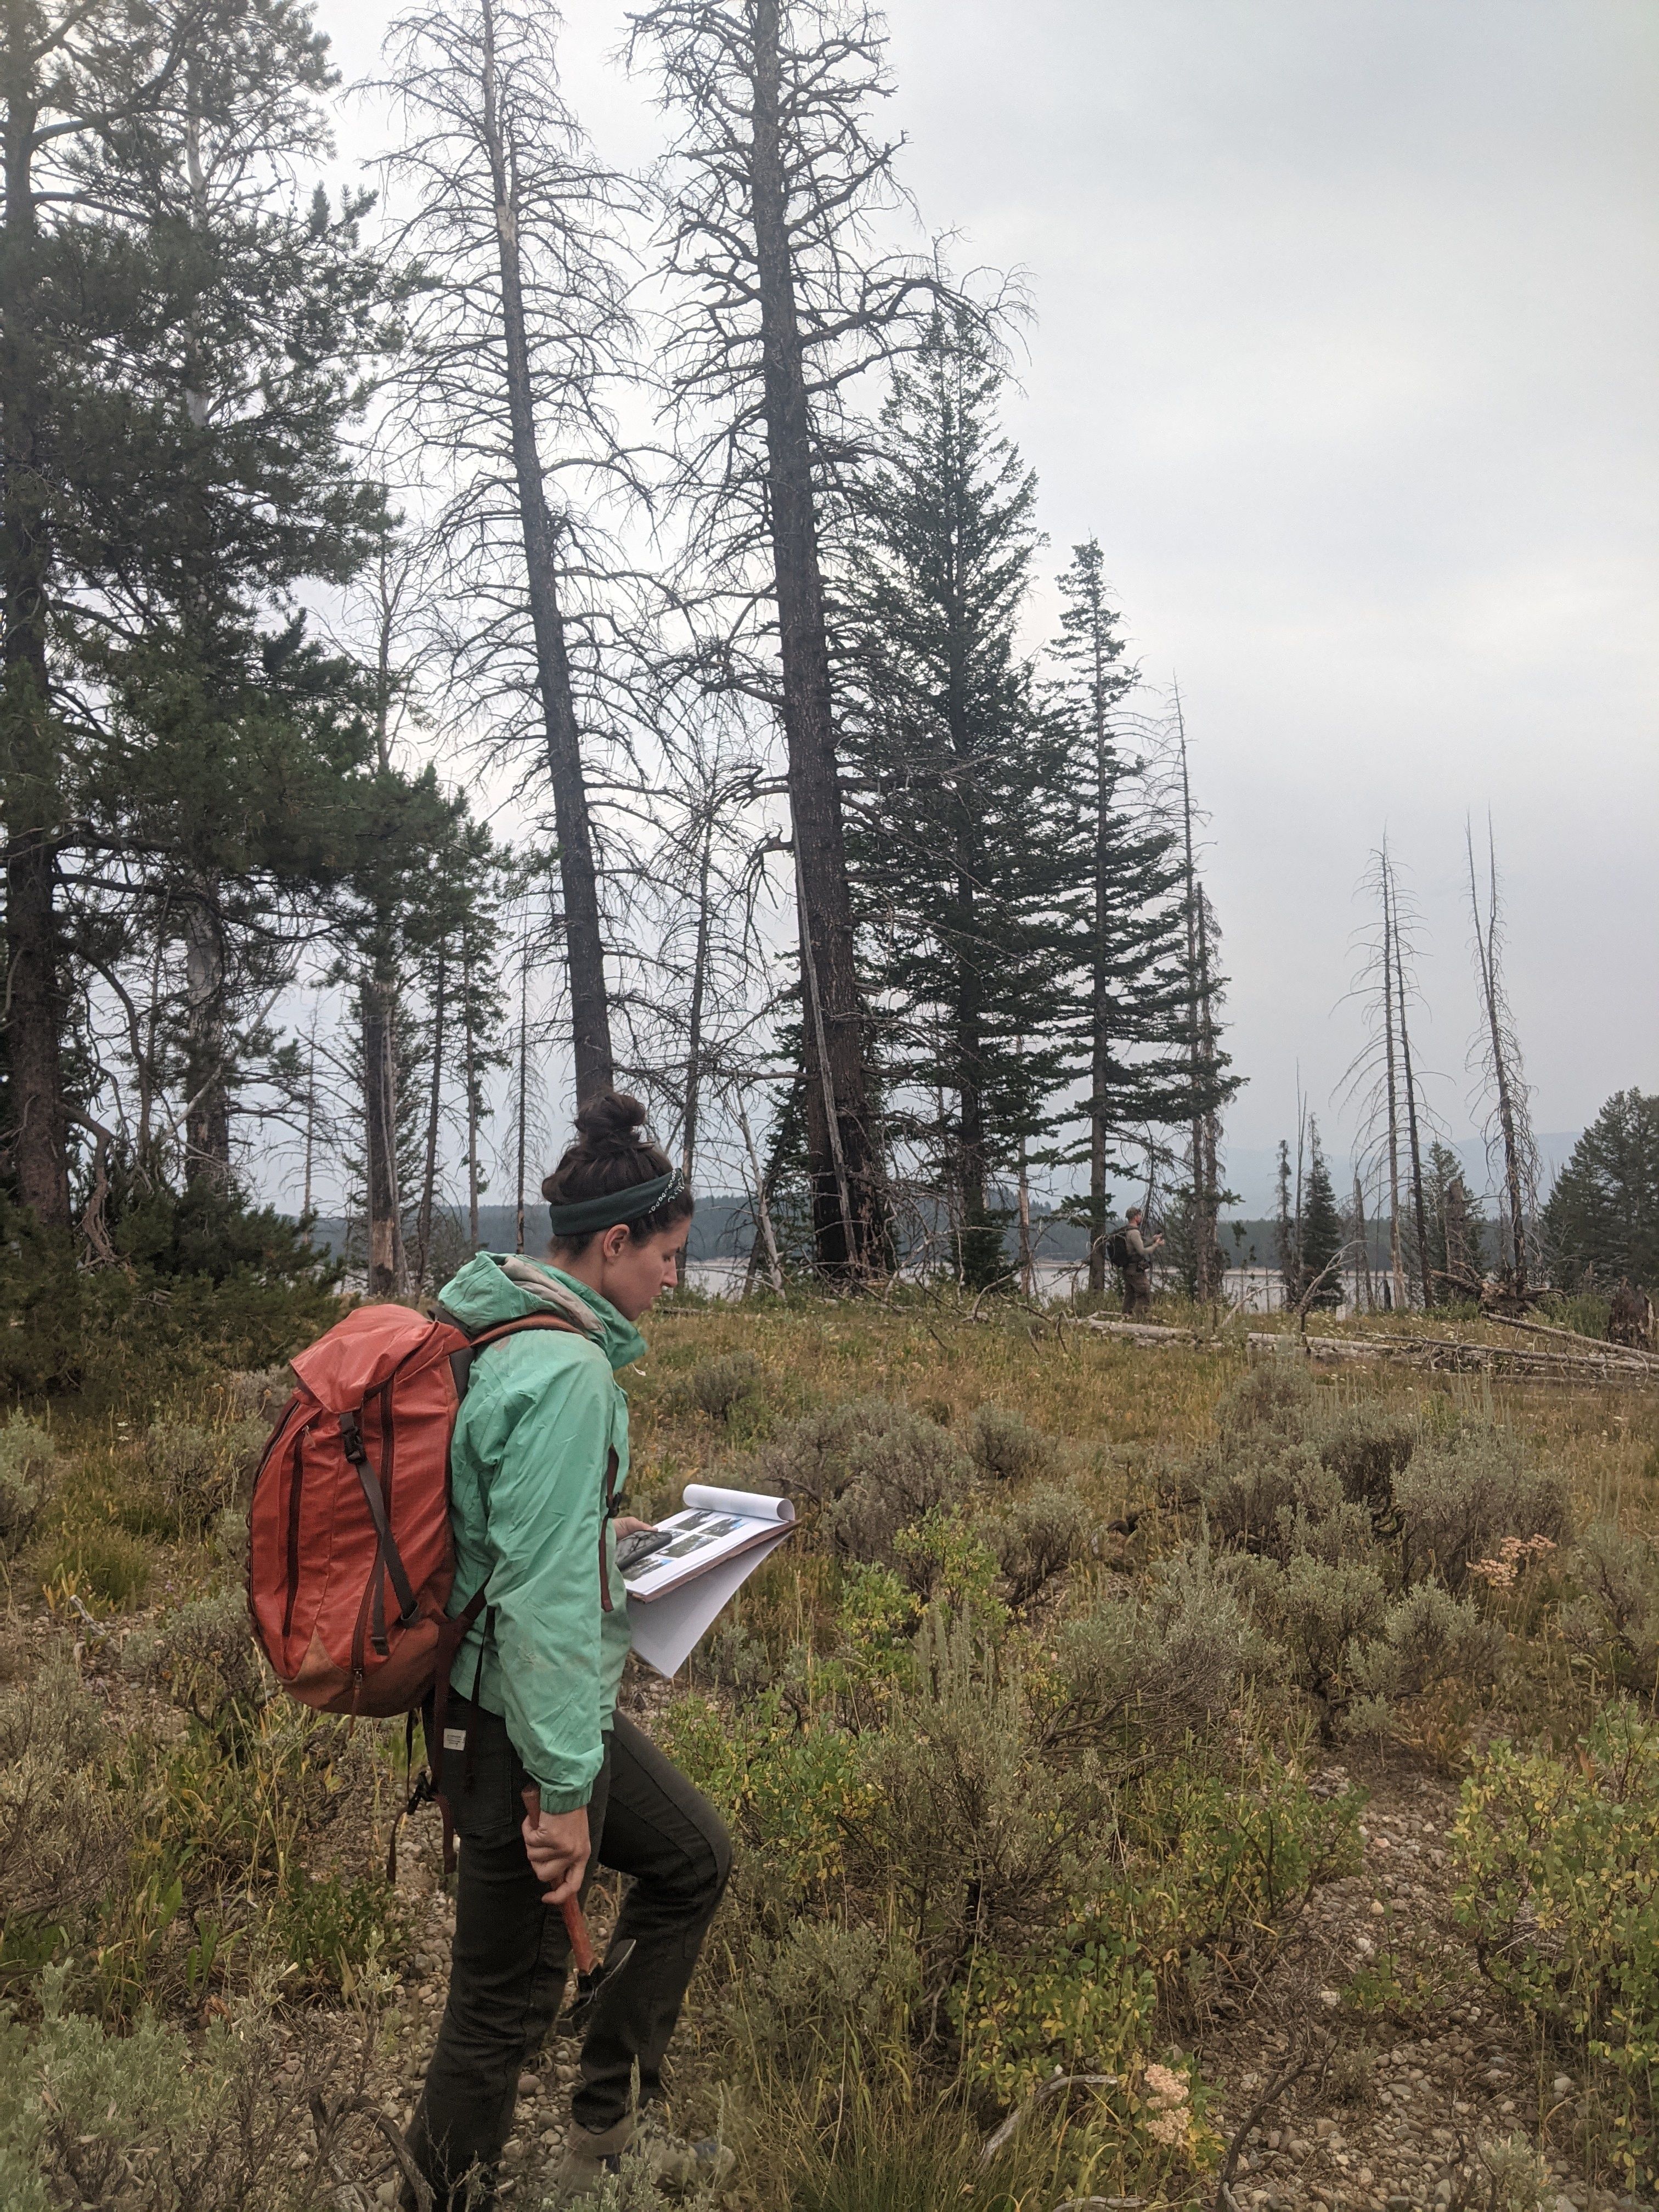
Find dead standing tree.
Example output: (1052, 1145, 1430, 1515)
(1342, 837, 1435, 1310)
(379, 0, 638, 1104)
(1466, 817, 1539, 1302)
(627, 0, 950, 1276)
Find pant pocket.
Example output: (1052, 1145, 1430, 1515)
(444, 1701, 521, 1844)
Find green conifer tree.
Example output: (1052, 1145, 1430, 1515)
(843, 308, 1077, 1286)
(1542, 1091, 1659, 1292)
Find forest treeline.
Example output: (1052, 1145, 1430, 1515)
(0, 0, 1234, 1307)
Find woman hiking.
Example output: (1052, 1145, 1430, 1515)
(405, 1092, 732, 2209)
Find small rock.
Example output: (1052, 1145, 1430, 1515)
(1387, 2197, 1412, 2212)
(517, 2072, 539, 2097)
(1553, 2075, 1573, 2097)
(1434, 2185, 1452, 2207)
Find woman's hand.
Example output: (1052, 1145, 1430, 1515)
(520, 1786, 591, 1905)
(611, 1515, 654, 1540)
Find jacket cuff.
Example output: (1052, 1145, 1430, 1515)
(533, 1778, 592, 1814)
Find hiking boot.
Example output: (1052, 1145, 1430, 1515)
(554, 2111, 733, 2200)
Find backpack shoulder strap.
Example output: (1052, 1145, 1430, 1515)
(443, 1312, 585, 1404)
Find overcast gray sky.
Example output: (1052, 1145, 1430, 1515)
(328, 0, 1657, 1195)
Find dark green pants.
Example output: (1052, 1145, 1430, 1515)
(405, 1699, 732, 2210)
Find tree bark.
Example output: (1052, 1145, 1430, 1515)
(748, 0, 879, 1274)
(414, 947, 445, 1292)
(1380, 858, 1406, 1309)
(1087, 635, 1117, 1296)
(1388, 868, 1434, 1306)
(183, 876, 232, 1187)
(362, 969, 404, 1297)
(1, 41, 69, 1227)
(478, 0, 612, 1105)
(462, 933, 481, 1251)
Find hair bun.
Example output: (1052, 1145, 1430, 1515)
(573, 1089, 649, 1150)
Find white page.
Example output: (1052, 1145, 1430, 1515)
(682, 1483, 795, 1524)
(627, 1525, 794, 1677)
(623, 1488, 793, 1601)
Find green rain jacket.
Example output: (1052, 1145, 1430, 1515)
(437, 1252, 644, 1813)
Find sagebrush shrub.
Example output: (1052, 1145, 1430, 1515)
(1045, 1549, 1250, 1751)
(0, 1660, 126, 1933)
(755, 1398, 977, 1568)
(1319, 1407, 1417, 1513)
(1454, 1702, 1659, 2187)
(145, 1417, 267, 1541)
(126, 1585, 268, 1726)
(732, 1919, 920, 2074)
(219, 1366, 292, 1423)
(0, 1414, 51, 1559)
(966, 1404, 1062, 1484)
(1396, 1432, 1571, 1590)
(996, 1481, 1089, 1604)
(675, 1351, 763, 1424)
(1192, 1435, 1345, 1558)
(1559, 1522, 1659, 1694)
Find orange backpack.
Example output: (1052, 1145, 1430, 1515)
(248, 1301, 579, 1719)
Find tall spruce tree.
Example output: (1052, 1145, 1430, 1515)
(3, 0, 394, 1222)
(1543, 1091, 1659, 1293)
(1299, 1118, 1344, 1308)
(1046, 543, 1198, 1290)
(844, 308, 1075, 1286)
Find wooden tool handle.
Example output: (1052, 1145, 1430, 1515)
(561, 1895, 596, 1976)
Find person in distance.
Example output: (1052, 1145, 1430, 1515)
(404, 1091, 731, 2208)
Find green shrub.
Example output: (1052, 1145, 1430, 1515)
(754, 1398, 978, 1571)
(1319, 1406, 1417, 1514)
(730, 1920, 921, 2078)
(126, 1586, 267, 1729)
(0, 1966, 351, 2210)
(672, 1351, 763, 1424)
(1396, 1431, 1571, 1590)
(1040, 1548, 1252, 1754)
(157, 1417, 268, 1538)
(1560, 1524, 1659, 1696)
(1453, 1703, 1659, 2188)
(44, 1525, 153, 1609)
(0, 1661, 125, 1948)
(219, 1366, 293, 1422)
(0, 1417, 52, 1558)
(966, 1404, 1062, 1485)
(1345, 1585, 1504, 1738)
(994, 1481, 1089, 1604)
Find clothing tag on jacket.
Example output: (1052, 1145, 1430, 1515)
(443, 1728, 467, 1752)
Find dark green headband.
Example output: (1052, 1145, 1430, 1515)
(548, 1166, 687, 1239)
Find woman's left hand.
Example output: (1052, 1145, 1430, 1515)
(612, 1515, 654, 1539)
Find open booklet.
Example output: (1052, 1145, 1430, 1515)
(624, 1483, 796, 1678)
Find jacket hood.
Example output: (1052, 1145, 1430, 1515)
(437, 1252, 646, 1372)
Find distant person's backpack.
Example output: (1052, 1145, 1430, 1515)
(1105, 1228, 1132, 1272)
(247, 1303, 580, 1719)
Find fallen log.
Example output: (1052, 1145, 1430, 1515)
(1488, 1311, 1659, 1370)
(1077, 1316, 1200, 1349)
(1250, 1330, 1654, 1383)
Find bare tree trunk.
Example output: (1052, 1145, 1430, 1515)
(301, 1020, 317, 1218)
(749, 0, 879, 1274)
(477, 0, 612, 1104)
(1, 65, 69, 1228)
(1380, 858, 1406, 1310)
(735, 1088, 785, 1296)
(1388, 865, 1433, 1306)
(514, 939, 528, 1256)
(1087, 648, 1117, 1296)
(183, 877, 232, 1188)
(1173, 691, 1219, 1303)
(681, 809, 713, 1182)
(414, 949, 445, 1293)
(1468, 823, 1530, 1294)
(1353, 1172, 1373, 1313)
(462, 936, 481, 1251)
(363, 972, 404, 1297)
(1015, 1122, 1034, 1299)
